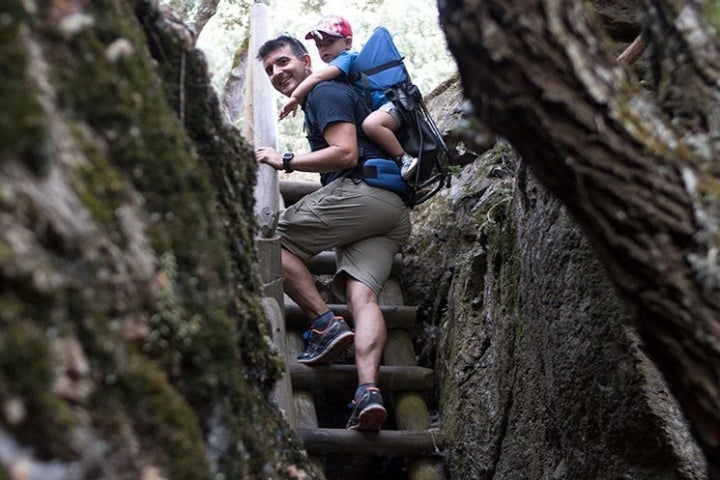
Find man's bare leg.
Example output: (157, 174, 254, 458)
(346, 278, 386, 384)
(345, 277, 388, 430)
(282, 248, 327, 318)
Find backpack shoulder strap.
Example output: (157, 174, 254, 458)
(347, 58, 404, 83)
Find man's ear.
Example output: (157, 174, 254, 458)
(303, 53, 313, 72)
(344, 36, 353, 49)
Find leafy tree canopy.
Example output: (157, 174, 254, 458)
(193, 0, 455, 96)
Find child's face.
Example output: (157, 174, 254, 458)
(314, 36, 351, 63)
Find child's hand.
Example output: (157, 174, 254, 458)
(279, 97, 299, 120)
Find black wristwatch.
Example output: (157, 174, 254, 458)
(282, 152, 294, 173)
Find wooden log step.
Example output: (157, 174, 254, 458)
(285, 303, 417, 330)
(305, 251, 402, 276)
(298, 428, 441, 457)
(290, 364, 434, 391)
(280, 179, 321, 206)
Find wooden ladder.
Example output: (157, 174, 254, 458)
(279, 181, 444, 480)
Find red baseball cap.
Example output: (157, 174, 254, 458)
(305, 15, 353, 40)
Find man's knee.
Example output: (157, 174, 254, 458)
(346, 278, 379, 312)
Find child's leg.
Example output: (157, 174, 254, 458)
(362, 110, 404, 158)
(364, 104, 418, 181)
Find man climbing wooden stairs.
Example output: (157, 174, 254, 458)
(277, 180, 444, 480)
(246, 5, 443, 476)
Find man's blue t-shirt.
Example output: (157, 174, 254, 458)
(303, 80, 385, 185)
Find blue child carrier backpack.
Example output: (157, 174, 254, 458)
(349, 27, 450, 207)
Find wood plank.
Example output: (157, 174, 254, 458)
(381, 279, 444, 480)
(298, 428, 441, 457)
(287, 333, 320, 429)
(287, 331, 326, 478)
(249, 1, 279, 237)
(290, 364, 434, 391)
(285, 302, 416, 330)
(263, 298, 296, 428)
(255, 236, 284, 300)
(384, 329, 436, 431)
(280, 179, 321, 206)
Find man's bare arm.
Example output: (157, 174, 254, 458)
(279, 66, 344, 120)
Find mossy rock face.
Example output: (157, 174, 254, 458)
(0, 2, 48, 174)
(0, 321, 77, 460)
(0, 1, 314, 478)
(405, 126, 703, 479)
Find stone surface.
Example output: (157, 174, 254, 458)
(403, 79, 706, 478)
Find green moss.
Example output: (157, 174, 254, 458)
(0, 262, 65, 333)
(76, 141, 128, 226)
(0, 237, 12, 264)
(0, 293, 28, 326)
(475, 144, 522, 316)
(0, 321, 52, 395)
(0, 2, 50, 173)
(473, 150, 516, 237)
(46, 0, 245, 385)
(704, 0, 720, 31)
(215, 371, 309, 479)
(475, 189, 513, 230)
(49, 0, 225, 264)
(95, 356, 208, 480)
(143, 251, 202, 378)
(485, 209, 521, 316)
(0, 0, 311, 476)
(0, 321, 77, 460)
(64, 288, 114, 366)
(129, 0, 282, 393)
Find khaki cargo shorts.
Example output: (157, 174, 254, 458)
(278, 177, 411, 299)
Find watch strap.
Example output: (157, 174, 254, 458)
(282, 152, 294, 173)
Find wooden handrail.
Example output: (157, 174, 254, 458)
(280, 179, 322, 206)
(250, 1, 279, 237)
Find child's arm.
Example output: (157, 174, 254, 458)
(278, 65, 344, 120)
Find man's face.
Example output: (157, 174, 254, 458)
(262, 44, 310, 97)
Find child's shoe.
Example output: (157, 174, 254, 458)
(399, 153, 418, 182)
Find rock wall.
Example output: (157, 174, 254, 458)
(403, 108, 707, 479)
(0, 1, 315, 479)
(405, 3, 708, 477)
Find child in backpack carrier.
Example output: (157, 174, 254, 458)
(278, 14, 418, 182)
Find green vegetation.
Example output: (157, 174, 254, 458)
(77, 151, 129, 227)
(182, 0, 456, 153)
(705, 0, 720, 30)
(1, 0, 300, 476)
(0, 321, 77, 460)
(96, 357, 209, 480)
(0, 1, 49, 173)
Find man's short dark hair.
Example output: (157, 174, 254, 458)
(256, 34, 308, 61)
